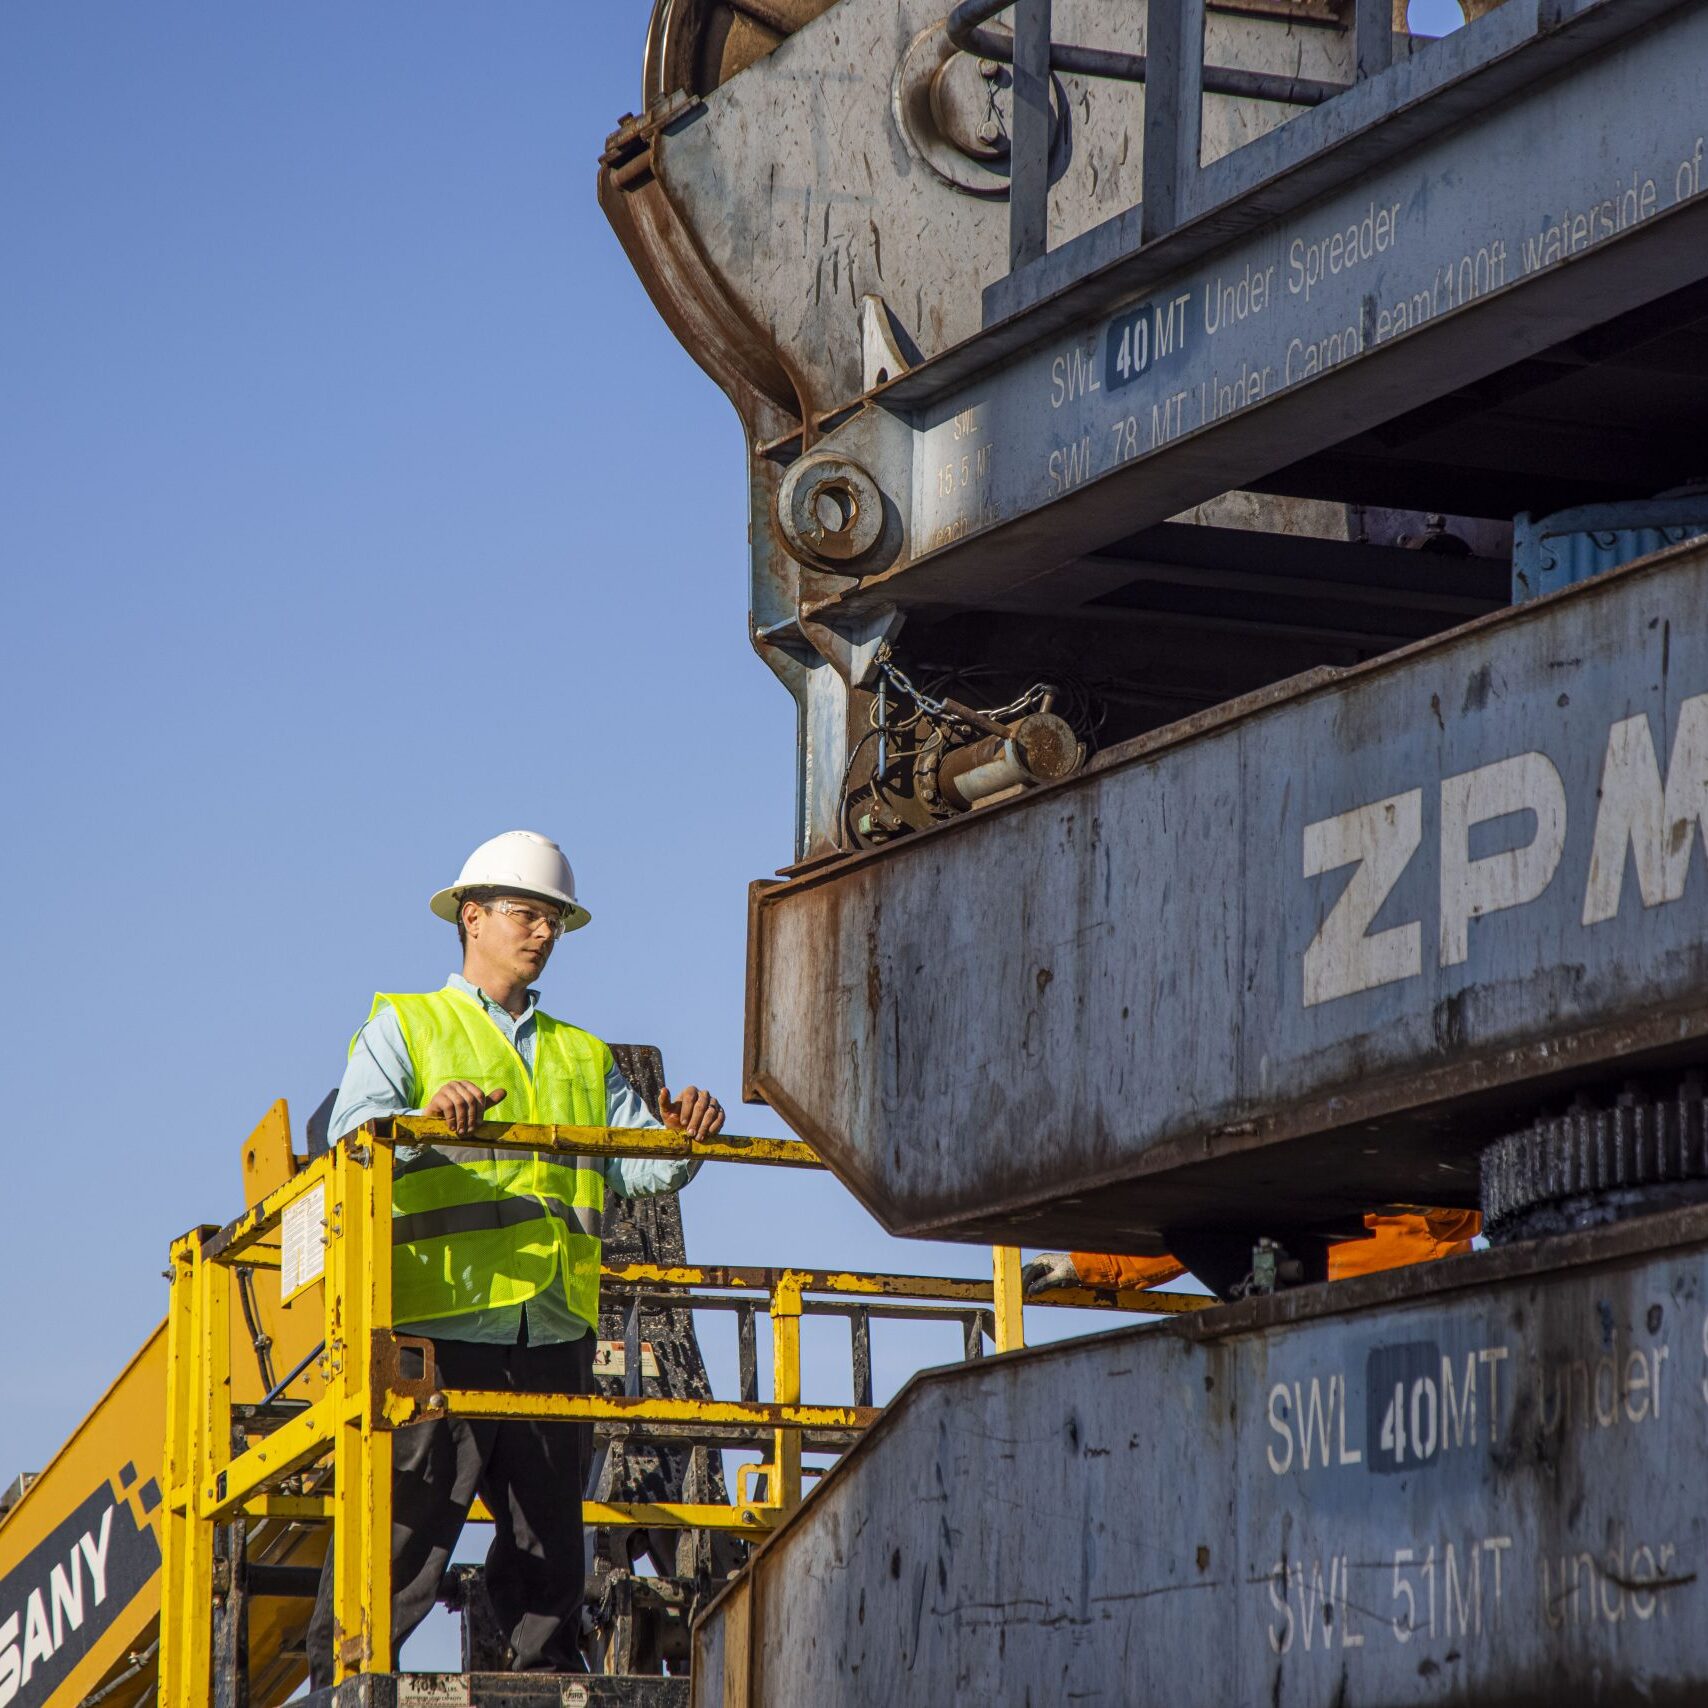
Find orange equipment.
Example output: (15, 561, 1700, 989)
(1072, 1208, 1481, 1290)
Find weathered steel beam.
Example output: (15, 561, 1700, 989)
(692, 1204, 1708, 1707)
(805, 0, 1708, 617)
(746, 540, 1708, 1247)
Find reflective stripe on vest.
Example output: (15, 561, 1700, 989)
(363, 987, 611, 1332)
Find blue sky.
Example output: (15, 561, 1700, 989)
(1, 0, 1463, 1669)
(0, 2, 1040, 1665)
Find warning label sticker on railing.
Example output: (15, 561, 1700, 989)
(593, 1340, 659, 1380)
(280, 1182, 325, 1301)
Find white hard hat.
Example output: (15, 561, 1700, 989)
(430, 830, 592, 933)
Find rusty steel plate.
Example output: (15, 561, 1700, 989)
(746, 540, 1708, 1248)
(693, 1206, 1708, 1707)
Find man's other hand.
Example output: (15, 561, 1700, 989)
(1021, 1252, 1081, 1296)
(659, 1085, 725, 1139)
(426, 1081, 507, 1136)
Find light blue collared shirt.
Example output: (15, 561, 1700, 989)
(328, 974, 698, 1343)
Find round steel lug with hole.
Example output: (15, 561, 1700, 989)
(776, 453, 884, 568)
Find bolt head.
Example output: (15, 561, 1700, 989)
(978, 57, 1000, 78)
(977, 120, 1001, 145)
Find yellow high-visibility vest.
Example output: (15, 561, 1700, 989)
(359, 987, 610, 1332)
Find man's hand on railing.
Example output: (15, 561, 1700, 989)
(659, 1085, 725, 1139)
(425, 1081, 508, 1136)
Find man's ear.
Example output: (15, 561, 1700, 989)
(461, 898, 484, 940)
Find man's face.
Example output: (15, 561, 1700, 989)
(464, 892, 565, 984)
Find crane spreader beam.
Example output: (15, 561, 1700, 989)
(794, 0, 1708, 617)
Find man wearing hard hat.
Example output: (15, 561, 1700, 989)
(306, 830, 724, 1683)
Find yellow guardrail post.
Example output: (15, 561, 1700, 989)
(199, 1235, 234, 1523)
(158, 1233, 211, 1708)
(992, 1246, 1026, 1352)
(770, 1271, 805, 1511)
(364, 1136, 397, 1675)
(330, 1134, 395, 1681)
(199, 1231, 234, 1700)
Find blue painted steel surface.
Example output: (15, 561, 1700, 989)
(1513, 501, 1708, 601)
(747, 542, 1708, 1246)
(691, 1206, 1708, 1706)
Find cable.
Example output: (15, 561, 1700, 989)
(234, 1267, 276, 1393)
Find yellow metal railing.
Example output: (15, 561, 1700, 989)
(157, 1117, 1206, 1699)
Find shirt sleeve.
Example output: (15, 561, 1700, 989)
(326, 1005, 420, 1144)
(602, 1061, 700, 1198)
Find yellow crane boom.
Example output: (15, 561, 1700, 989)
(0, 1105, 328, 1708)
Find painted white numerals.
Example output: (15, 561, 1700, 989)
(1302, 790, 1422, 1007)
(1266, 1535, 1511, 1655)
(1378, 1376, 1438, 1466)
(1390, 1538, 1511, 1643)
(1113, 316, 1149, 383)
(1108, 414, 1140, 463)
(935, 442, 991, 498)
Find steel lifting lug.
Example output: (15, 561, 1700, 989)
(776, 453, 885, 570)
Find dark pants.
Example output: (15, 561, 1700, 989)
(307, 1328, 595, 1686)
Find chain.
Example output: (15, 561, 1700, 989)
(873, 644, 1034, 734)
(873, 644, 964, 723)
(978, 682, 1054, 722)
